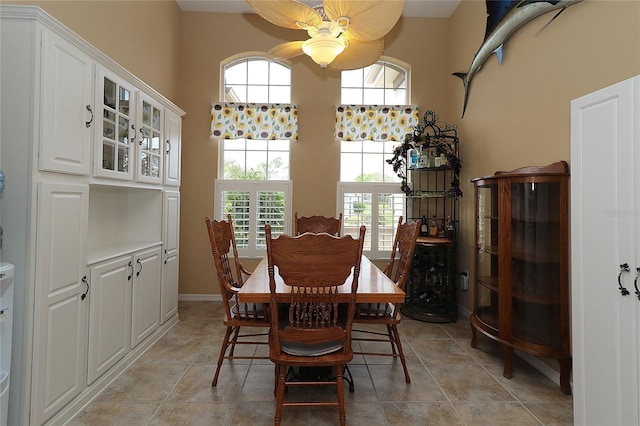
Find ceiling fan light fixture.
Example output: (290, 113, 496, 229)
(302, 34, 346, 68)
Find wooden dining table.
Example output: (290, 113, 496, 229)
(237, 255, 405, 304)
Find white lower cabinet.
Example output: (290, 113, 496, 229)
(32, 183, 89, 426)
(131, 246, 163, 348)
(88, 255, 132, 384)
(161, 191, 180, 323)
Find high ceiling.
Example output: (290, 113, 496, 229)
(176, 0, 461, 18)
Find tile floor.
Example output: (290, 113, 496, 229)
(69, 301, 573, 425)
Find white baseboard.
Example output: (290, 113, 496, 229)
(178, 293, 222, 302)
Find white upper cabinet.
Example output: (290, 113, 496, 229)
(94, 67, 137, 181)
(40, 28, 93, 175)
(164, 109, 181, 187)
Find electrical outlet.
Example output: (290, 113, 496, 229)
(460, 271, 469, 291)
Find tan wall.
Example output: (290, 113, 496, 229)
(9, 0, 182, 103)
(5, 0, 639, 307)
(176, 12, 454, 295)
(449, 0, 640, 310)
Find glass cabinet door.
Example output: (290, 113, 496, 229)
(510, 180, 562, 347)
(475, 183, 499, 330)
(136, 93, 163, 183)
(95, 69, 136, 180)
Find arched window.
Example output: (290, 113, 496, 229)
(214, 55, 293, 256)
(338, 59, 410, 257)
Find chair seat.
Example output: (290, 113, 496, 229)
(281, 340, 344, 357)
(232, 302, 266, 318)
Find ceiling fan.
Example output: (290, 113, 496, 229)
(245, 0, 405, 70)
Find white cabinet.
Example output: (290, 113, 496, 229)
(40, 29, 93, 175)
(164, 109, 182, 187)
(87, 255, 131, 384)
(95, 67, 167, 185)
(31, 183, 89, 426)
(1, 6, 183, 426)
(161, 191, 180, 323)
(570, 75, 640, 425)
(131, 246, 162, 348)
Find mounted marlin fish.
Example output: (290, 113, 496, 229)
(453, 0, 583, 118)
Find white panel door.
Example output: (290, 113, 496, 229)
(32, 183, 89, 425)
(164, 109, 181, 187)
(131, 246, 162, 348)
(40, 28, 93, 175)
(87, 255, 132, 384)
(161, 191, 179, 323)
(571, 75, 640, 426)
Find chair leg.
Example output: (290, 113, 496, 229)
(386, 324, 398, 355)
(336, 365, 346, 426)
(391, 324, 411, 383)
(228, 325, 241, 356)
(212, 326, 233, 386)
(343, 364, 355, 393)
(274, 364, 287, 425)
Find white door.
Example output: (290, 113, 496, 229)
(94, 67, 137, 181)
(161, 191, 180, 323)
(136, 92, 163, 184)
(571, 75, 640, 425)
(87, 255, 132, 384)
(164, 109, 181, 187)
(131, 246, 162, 348)
(40, 28, 93, 175)
(32, 183, 89, 426)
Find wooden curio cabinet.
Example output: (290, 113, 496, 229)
(471, 161, 571, 394)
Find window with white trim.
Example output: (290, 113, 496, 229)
(339, 60, 409, 258)
(215, 56, 293, 256)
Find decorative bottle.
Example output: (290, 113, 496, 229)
(420, 215, 428, 236)
(429, 215, 438, 237)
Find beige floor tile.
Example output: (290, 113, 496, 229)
(381, 401, 464, 425)
(148, 401, 236, 425)
(524, 402, 574, 425)
(70, 301, 573, 425)
(94, 364, 187, 403)
(167, 363, 249, 402)
(453, 401, 541, 425)
(428, 363, 516, 402)
(67, 402, 158, 425)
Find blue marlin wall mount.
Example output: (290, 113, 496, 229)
(453, 0, 583, 118)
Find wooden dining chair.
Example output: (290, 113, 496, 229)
(204, 215, 269, 386)
(352, 216, 420, 383)
(265, 223, 366, 426)
(294, 212, 343, 236)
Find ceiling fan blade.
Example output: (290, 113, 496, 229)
(267, 41, 305, 61)
(323, 0, 404, 41)
(328, 38, 384, 71)
(246, 0, 324, 30)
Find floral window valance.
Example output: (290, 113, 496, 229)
(334, 105, 419, 142)
(211, 102, 298, 141)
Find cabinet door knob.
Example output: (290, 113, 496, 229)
(136, 258, 143, 277)
(618, 263, 631, 296)
(128, 260, 133, 281)
(85, 105, 94, 128)
(634, 267, 640, 301)
(166, 140, 171, 154)
(130, 125, 136, 142)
